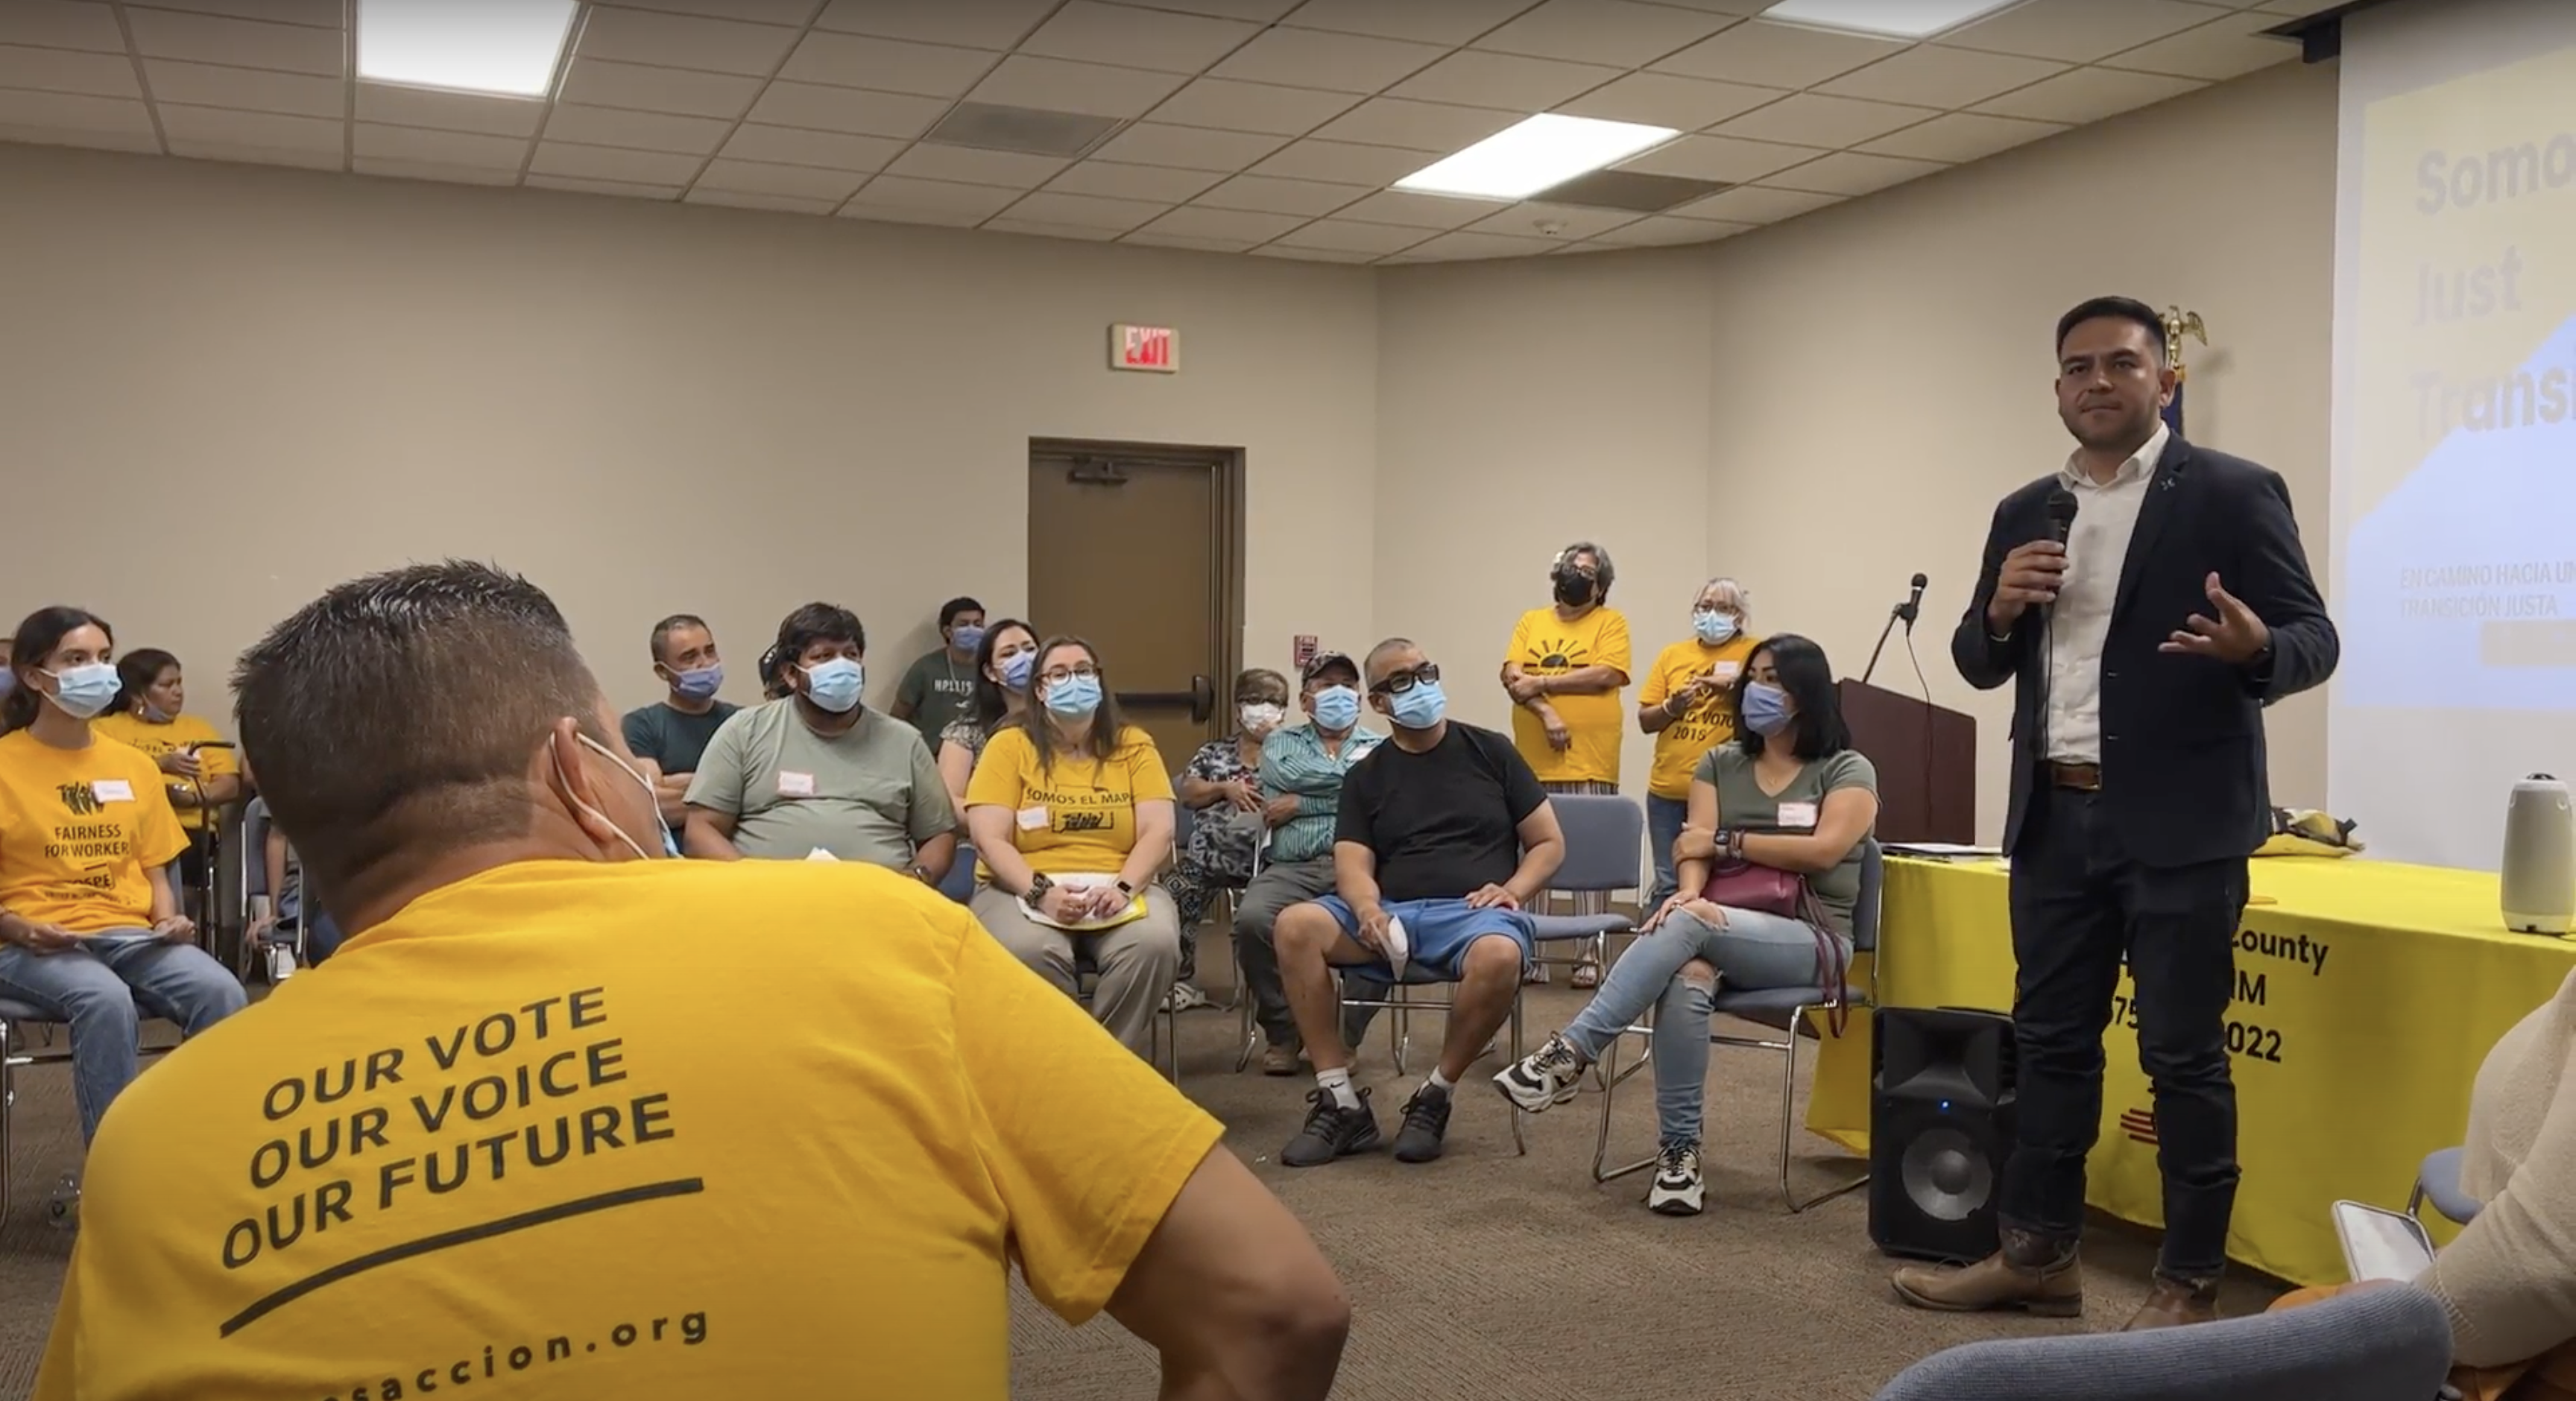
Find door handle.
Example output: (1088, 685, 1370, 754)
(1190, 674, 1215, 724)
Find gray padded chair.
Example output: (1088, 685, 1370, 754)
(1872, 1282, 2454, 1401)
(2409, 1145, 2481, 1225)
(1, 993, 174, 1225)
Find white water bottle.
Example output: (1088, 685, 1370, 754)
(2501, 775, 2575, 934)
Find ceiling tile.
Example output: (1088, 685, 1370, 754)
(1136, 205, 1310, 240)
(981, 218, 1123, 241)
(1123, 0, 1305, 19)
(1277, 0, 1541, 45)
(779, 31, 999, 96)
(1615, 132, 1813, 183)
(0, 1, 126, 53)
(1251, 242, 1379, 262)
(843, 203, 987, 227)
(127, 7, 342, 77)
(1045, 159, 1225, 200)
(157, 102, 341, 153)
(165, 139, 341, 171)
(1762, 149, 1945, 196)
(1146, 77, 1360, 136)
(0, 44, 138, 99)
(1818, 46, 2068, 107)
(1333, 188, 1509, 228)
(1652, 19, 1902, 87)
(355, 85, 548, 138)
(607, 0, 824, 25)
(1091, 121, 1287, 169)
(558, 59, 764, 121)
(883, 142, 1069, 188)
(1390, 51, 1624, 110)
(1121, 228, 1266, 253)
(1248, 138, 1431, 184)
(142, 58, 344, 116)
(1710, 93, 1935, 148)
(1272, 217, 1435, 253)
(1972, 66, 2203, 123)
(1588, 213, 1749, 245)
(1195, 172, 1369, 215)
(1465, 201, 1643, 238)
(1860, 110, 2065, 162)
(2100, 10, 2300, 80)
(845, 173, 1023, 215)
(528, 142, 704, 185)
(812, 0, 1058, 49)
(353, 156, 520, 186)
(1667, 183, 1840, 223)
(1942, 0, 2233, 63)
(1211, 28, 1449, 94)
(970, 55, 1190, 119)
(0, 90, 157, 137)
(719, 123, 902, 170)
(1311, 96, 1518, 151)
(1020, 2, 1263, 75)
(527, 173, 684, 200)
(142, 0, 347, 25)
(575, 8, 801, 78)
(745, 81, 944, 138)
(541, 104, 733, 155)
(353, 123, 529, 171)
(1397, 229, 1559, 260)
(694, 156, 868, 200)
(1473, 0, 1736, 67)
(998, 189, 1169, 230)
(686, 189, 844, 215)
(2248, 0, 2343, 13)
(1554, 72, 1783, 130)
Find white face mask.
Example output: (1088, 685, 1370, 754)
(556, 733, 669, 861)
(1238, 701, 1285, 736)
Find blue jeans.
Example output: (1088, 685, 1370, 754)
(1646, 794, 1689, 911)
(0, 931, 248, 1144)
(1558, 906, 1845, 1148)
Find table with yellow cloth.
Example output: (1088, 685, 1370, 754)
(1803, 855, 2576, 1287)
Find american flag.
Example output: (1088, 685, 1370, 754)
(2119, 1108, 2159, 1145)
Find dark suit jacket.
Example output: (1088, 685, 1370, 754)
(1953, 434, 2337, 868)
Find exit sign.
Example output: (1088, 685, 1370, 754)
(1110, 323, 1178, 373)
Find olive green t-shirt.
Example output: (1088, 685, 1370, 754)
(684, 700, 955, 867)
(1693, 744, 1877, 937)
(896, 648, 979, 747)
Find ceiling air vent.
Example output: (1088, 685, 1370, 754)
(1532, 169, 1731, 214)
(923, 102, 1122, 159)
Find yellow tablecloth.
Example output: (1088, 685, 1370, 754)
(1804, 855, 2576, 1286)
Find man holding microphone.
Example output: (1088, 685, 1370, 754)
(1892, 297, 2337, 1330)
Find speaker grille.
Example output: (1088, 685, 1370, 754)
(1898, 1125, 1995, 1223)
(923, 103, 1121, 159)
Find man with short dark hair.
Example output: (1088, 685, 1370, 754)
(684, 604, 955, 882)
(34, 561, 1350, 1401)
(890, 596, 986, 748)
(620, 613, 736, 829)
(1269, 638, 1565, 1168)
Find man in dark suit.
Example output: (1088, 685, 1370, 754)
(1891, 297, 2337, 1330)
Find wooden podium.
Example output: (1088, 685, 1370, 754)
(1836, 679, 1977, 844)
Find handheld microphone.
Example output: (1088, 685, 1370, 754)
(1896, 572, 1928, 627)
(2044, 487, 2080, 544)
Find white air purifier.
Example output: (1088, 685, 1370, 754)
(2501, 775, 2575, 934)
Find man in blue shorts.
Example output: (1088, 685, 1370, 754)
(1272, 637, 1567, 1167)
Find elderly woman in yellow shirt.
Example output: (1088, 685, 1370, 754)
(91, 648, 242, 903)
(1501, 540, 1632, 985)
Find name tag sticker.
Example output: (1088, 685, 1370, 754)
(92, 779, 134, 803)
(1017, 805, 1050, 831)
(1711, 662, 1740, 681)
(1776, 800, 1819, 829)
(777, 771, 816, 797)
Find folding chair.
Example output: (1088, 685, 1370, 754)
(238, 798, 307, 978)
(1, 994, 174, 1226)
(2408, 1146, 2480, 1225)
(1594, 838, 1883, 1212)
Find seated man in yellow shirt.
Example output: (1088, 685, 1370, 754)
(37, 563, 1348, 1401)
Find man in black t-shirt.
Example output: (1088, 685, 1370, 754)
(1272, 637, 1566, 1169)
(619, 613, 739, 831)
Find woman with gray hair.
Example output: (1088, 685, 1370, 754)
(1636, 578, 1759, 909)
(1502, 540, 1632, 985)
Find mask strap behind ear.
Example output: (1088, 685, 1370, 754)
(555, 731, 651, 862)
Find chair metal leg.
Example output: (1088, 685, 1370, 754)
(1389, 984, 1411, 1078)
(1233, 992, 1258, 1073)
(1, 1013, 13, 1226)
(1510, 990, 1527, 1155)
(2406, 1182, 2426, 1219)
(1778, 1005, 1868, 1215)
(1591, 1028, 1660, 1183)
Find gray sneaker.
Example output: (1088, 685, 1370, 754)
(1493, 1033, 1585, 1113)
(1647, 1141, 1705, 1216)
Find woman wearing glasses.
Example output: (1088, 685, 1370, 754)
(963, 636, 1183, 1058)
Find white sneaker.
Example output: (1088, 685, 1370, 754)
(267, 945, 298, 982)
(1491, 1033, 1585, 1113)
(1163, 981, 1212, 1013)
(1647, 1142, 1705, 1216)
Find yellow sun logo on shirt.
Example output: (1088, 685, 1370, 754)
(1527, 637, 1590, 670)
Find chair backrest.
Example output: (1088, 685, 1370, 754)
(1172, 800, 1194, 858)
(1544, 794, 1643, 895)
(1871, 1284, 2452, 1401)
(240, 797, 274, 900)
(1850, 838, 1884, 954)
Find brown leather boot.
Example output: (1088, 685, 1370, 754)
(1890, 1229, 2083, 1317)
(2120, 1275, 2220, 1330)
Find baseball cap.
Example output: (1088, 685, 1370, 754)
(1301, 650, 1358, 684)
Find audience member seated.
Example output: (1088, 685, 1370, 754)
(91, 648, 242, 903)
(935, 617, 1039, 817)
(0, 608, 247, 1148)
(684, 604, 954, 881)
(1235, 650, 1383, 1075)
(757, 642, 793, 700)
(963, 636, 1183, 1060)
(1497, 633, 1878, 1215)
(891, 595, 986, 750)
(1272, 638, 1565, 1168)
(34, 562, 1348, 1400)
(1166, 666, 1292, 1013)
(619, 612, 737, 830)
(1637, 577, 1758, 909)
(1501, 540, 1632, 987)
(242, 803, 344, 978)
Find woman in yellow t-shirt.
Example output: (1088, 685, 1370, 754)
(1502, 540, 1632, 986)
(0, 608, 249, 1147)
(963, 635, 1181, 1060)
(1636, 578, 1760, 909)
(92, 649, 243, 878)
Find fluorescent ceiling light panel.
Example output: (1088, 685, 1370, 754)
(358, 0, 578, 98)
(1394, 115, 1679, 202)
(1759, 0, 2021, 39)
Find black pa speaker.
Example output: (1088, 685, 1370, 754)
(1869, 1006, 2016, 1263)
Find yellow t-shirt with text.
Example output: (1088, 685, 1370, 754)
(1638, 635, 1761, 800)
(965, 724, 1174, 877)
(0, 730, 189, 933)
(37, 859, 1224, 1401)
(90, 710, 238, 830)
(1506, 605, 1632, 785)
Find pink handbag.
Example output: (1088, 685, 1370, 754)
(1698, 861, 1852, 1036)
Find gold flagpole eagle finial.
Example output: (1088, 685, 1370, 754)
(2162, 306, 2206, 382)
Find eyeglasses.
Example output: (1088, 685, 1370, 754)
(1369, 661, 1440, 695)
(1036, 662, 1101, 686)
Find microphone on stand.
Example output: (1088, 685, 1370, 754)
(1862, 572, 1929, 686)
(1895, 572, 1928, 630)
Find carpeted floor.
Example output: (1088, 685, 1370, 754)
(0, 952, 2284, 1400)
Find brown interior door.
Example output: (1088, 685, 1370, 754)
(1027, 449, 1233, 772)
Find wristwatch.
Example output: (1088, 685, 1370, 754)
(1024, 872, 1055, 902)
(1114, 879, 1136, 896)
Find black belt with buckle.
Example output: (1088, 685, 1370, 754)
(2047, 761, 2102, 791)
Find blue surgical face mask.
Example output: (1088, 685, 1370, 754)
(1046, 672, 1103, 719)
(999, 649, 1035, 692)
(43, 662, 120, 721)
(142, 701, 176, 724)
(566, 734, 667, 861)
(1693, 610, 1737, 646)
(0, 668, 13, 701)
(669, 664, 723, 702)
(1310, 685, 1360, 732)
(801, 657, 865, 715)
(1387, 680, 1447, 731)
(1741, 681, 1793, 737)
(951, 624, 987, 654)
